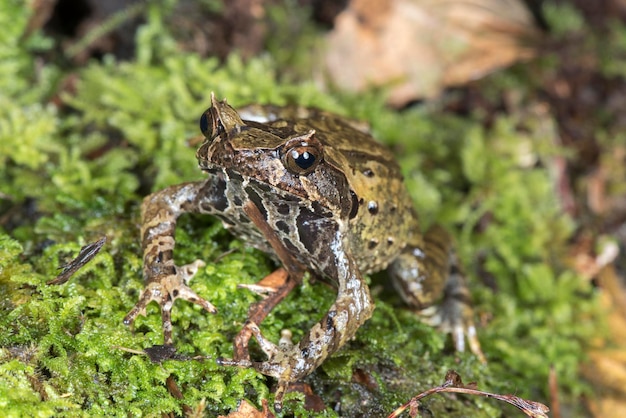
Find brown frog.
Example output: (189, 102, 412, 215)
(124, 95, 483, 410)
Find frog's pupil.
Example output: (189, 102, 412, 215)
(293, 150, 315, 169)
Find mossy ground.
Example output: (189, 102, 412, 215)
(0, 1, 615, 417)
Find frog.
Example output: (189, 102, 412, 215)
(124, 94, 483, 411)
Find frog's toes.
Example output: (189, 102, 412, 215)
(237, 267, 290, 297)
(237, 282, 278, 297)
(251, 322, 286, 355)
(124, 259, 216, 344)
(218, 323, 298, 411)
(172, 260, 217, 311)
(178, 259, 206, 283)
(217, 325, 285, 377)
(419, 295, 486, 363)
(414, 269, 482, 360)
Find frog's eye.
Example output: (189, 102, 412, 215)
(281, 130, 323, 175)
(284, 146, 319, 174)
(199, 108, 225, 139)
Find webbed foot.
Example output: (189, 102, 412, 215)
(419, 270, 485, 363)
(124, 259, 216, 344)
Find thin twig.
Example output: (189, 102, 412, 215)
(388, 370, 550, 418)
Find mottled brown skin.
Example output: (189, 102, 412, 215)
(124, 95, 483, 410)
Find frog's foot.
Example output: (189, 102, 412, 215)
(419, 271, 486, 363)
(124, 260, 216, 345)
(218, 322, 301, 412)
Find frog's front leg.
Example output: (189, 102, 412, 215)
(124, 181, 217, 345)
(389, 225, 484, 361)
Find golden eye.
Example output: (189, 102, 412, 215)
(280, 130, 323, 175)
(282, 145, 321, 175)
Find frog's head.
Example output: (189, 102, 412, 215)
(196, 95, 355, 219)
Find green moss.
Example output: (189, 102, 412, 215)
(0, 1, 602, 417)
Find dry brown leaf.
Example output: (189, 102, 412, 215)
(324, 0, 540, 106)
(218, 399, 275, 418)
(567, 233, 619, 282)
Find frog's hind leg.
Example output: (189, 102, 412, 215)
(234, 267, 298, 361)
(389, 225, 485, 362)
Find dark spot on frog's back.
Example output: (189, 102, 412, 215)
(296, 208, 336, 254)
(275, 220, 290, 234)
(217, 214, 235, 226)
(301, 346, 310, 359)
(311, 200, 333, 218)
(349, 190, 359, 219)
(226, 170, 243, 183)
(200, 175, 229, 212)
(326, 310, 337, 331)
(282, 237, 300, 254)
(274, 202, 290, 215)
(156, 249, 172, 263)
(244, 186, 268, 220)
(253, 181, 272, 194)
(296, 209, 317, 254)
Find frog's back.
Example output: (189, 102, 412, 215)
(312, 114, 419, 274)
